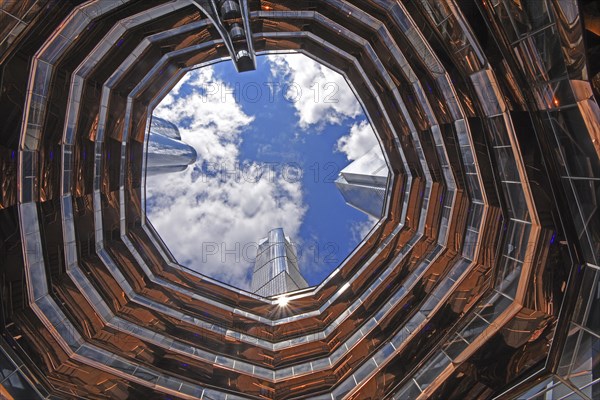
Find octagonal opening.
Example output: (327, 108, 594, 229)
(144, 53, 390, 296)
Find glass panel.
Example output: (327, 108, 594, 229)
(568, 330, 600, 391)
(133, 367, 158, 384)
(496, 255, 523, 298)
(443, 334, 468, 359)
(180, 381, 204, 397)
(477, 291, 512, 323)
(551, 108, 600, 179)
(392, 379, 421, 400)
(461, 314, 489, 343)
(572, 267, 598, 330)
(0, 370, 40, 399)
(447, 259, 470, 282)
(582, 269, 600, 335)
(0, 350, 15, 381)
(470, 69, 505, 116)
(519, 377, 555, 399)
(558, 323, 582, 377)
(496, 147, 520, 182)
(414, 352, 451, 389)
(561, 391, 586, 399)
(502, 182, 530, 222)
(504, 220, 532, 262)
(544, 383, 576, 399)
(353, 358, 376, 382)
(584, 378, 600, 400)
(156, 375, 182, 392)
(530, 25, 567, 82)
(466, 173, 483, 203)
(311, 357, 330, 371)
(332, 374, 357, 398)
(487, 115, 511, 146)
(570, 179, 600, 263)
(373, 342, 396, 366)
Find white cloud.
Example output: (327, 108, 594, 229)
(147, 67, 307, 290)
(267, 54, 362, 129)
(153, 68, 251, 166)
(336, 119, 379, 161)
(350, 217, 377, 244)
(265, 54, 379, 162)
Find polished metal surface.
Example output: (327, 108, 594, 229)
(0, 0, 598, 399)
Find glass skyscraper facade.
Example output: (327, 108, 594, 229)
(0, 1, 599, 399)
(250, 228, 309, 297)
(146, 116, 197, 176)
(335, 145, 389, 218)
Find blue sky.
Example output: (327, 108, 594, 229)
(147, 54, 383, 290)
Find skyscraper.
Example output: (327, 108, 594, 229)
(146, 116, 197, 176)
(0, 1, 598, 399)
(335, 145, 389, 218)
(250, 228, 308, 297)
